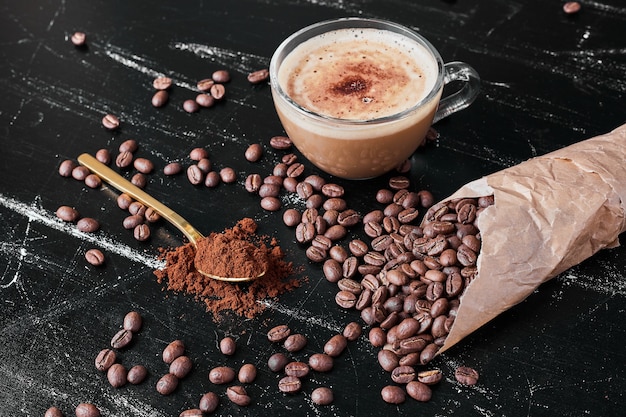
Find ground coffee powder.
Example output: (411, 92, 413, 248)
(154, 218, 301, 320)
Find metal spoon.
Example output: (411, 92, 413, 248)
(77, 153, 264, 282)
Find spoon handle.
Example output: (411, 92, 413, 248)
(77, 153, 204, 245)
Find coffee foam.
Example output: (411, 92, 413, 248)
(278, 28, 438, 120)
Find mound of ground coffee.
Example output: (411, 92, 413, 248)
(154, 218, 301, 320)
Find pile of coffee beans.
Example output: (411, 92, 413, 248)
(157, 339, 193, 395)
(95, 311, 148, 388)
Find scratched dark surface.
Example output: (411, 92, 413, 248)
(1, 0, 625, 416)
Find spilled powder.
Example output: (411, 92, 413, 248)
(154, 218, 302, 320)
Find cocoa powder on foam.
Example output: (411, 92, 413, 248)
(154, 218, 302, 320)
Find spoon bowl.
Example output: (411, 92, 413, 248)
(77, 153, 263, 282)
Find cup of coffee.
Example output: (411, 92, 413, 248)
(269, 18, 480, 179)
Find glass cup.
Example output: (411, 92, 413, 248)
(269, 17, 480, 179)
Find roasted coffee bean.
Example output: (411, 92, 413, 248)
(127, 364, 148, 385)
(84, 174, 102, 189)
(128, 202, 146, 217)
(199, 392, 220, 413)
(197, 158, 212, 173)
(273, 162, 288, 177)
(44, 406, 63, 417)
(204, 171, 221, 188)
(406, 381, 432, 402)
(258, 183, 280, 198)
(324, 334, 348, 357)
(195, 93, 215, 108)
(129, 173, 146, 189)
(324, 224, 347, 241)
(378, 349, 399, 372)
(95, 348, 116, 371)
(388, 176, 410, 190)
(335, 290, 357, 308)
(306, 245, 327, 262)
(323, 197, 347, 212)
(244, 173, 262, 193)
(118, 139, 138, 153)
(285, 361, 310, 378)
(269, 135, 292, 150)
(284, 333, 307, 352)
(75, 403, 101, 417)
(456, 244, 477, 266)
(210, 84, 226, 100)
(102, 114, 119, 130)
(260, 196, 281, 211)
(153, 76, 172, 90)
(226, 385, 250, 406)
(308, 353, 333, 372)
(186, 165, 204, 185)
(117, 193, 133, 210)
(311, 387, 334, 405)
(169, 355, 193, 379)
(368, 327, 386, 347)
(71, 166, 90, 181)
(56, 205, 79, 222)
(347, 239, 368, 257)
(337, 277, 361, 294)
(179, 409, 203, 417)
(391, 365, 416, 384)
(122, 311, 142, 332)
(312, 235, 332, 252)
(156, 373, 178, 395)
(321, 183, 344, 198)
(381, 385, 405, 404)
(343, 321, 362, 341)
(133, 157, 154, 174)
(152, 90, 169, 107)
(417, 369, 443, 385)
(212, 69, 230, 83)
(163, 340, 185, 364)
(296, 181, 314, 199)
(133, 224, 150, 241)
(58, 159, 77, 177)
(283, 176, 298, 192)
(267, 324, 291, 343)
(268, 352, 290, 372)
(355, 288, 372, 310)
(122, 215, 143, 230)
(329, 245, 348, 262)
(107, 363, 127, 388)
(286, 162, 305, 178)
(455, 366, 479, 385)
(115, 151, 133, 169)
(208, 366, 236, 384)
(189, 147, 208, 161)
(197, 78, 215, 91)
(244, 143, 263, 162)
(219, 167, 236, 183)
(323, 259, 343, 283)
(419, 343, 439, 365)
(163, 162, 183, 176)
(144, 207, 160, 223)
(247, 68, 269, 84)
(110, 328, 132, 349)
(71, 31, 86, 46)
(278, 376, 302, 394)
(220, 336, 236, 355)
(183, 99, 199, 113)
(337, 209, 360, 227)
(85, 249, 105, 266)
(563, 1, 581, 14)
(238, 363, 257, 383)
(295, 222, 315, 244)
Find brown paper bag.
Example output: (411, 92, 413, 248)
(434, 123, 626, 353)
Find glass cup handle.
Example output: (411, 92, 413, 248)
(432, 61, 481, 123)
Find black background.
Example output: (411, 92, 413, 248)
(1, 1, 625, 416)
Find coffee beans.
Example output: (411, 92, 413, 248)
(563, 1, 581, 14)
(156, 373, 179, 395)
(267, 324, 291, 343)
(75, 403, 100, 417)
(107, 363, 127, 388)
(163, 340, 185, 364)
(95, 348, 116, 371)
(76, 217, 99, 233)
(85, 248, 105, 266)
(454, 366, 479, 385)
(247, 68, 269, 84)
(199, 392, 220, 413)
(127, 365, 148, 385)
(226, 385, 251, 406)
(308, 353, 333, 372)
(153, 76, 172, 90)
(152, 90, 169, 107)
(102, 114, 120, 130)
(110, 328, 133, 349)
(169, 355, 193, 379)
(71, 31, 86, 46)
(278, 376, 302, 393)
(381, 385, 405, 404)
(311, 387, 334, 405)
(406, 380, 432, 402)
(208, 366, 236, 384)
(238, 363, 257, 383)
(219, 336, 236, 356)
(44, 406, 64, 417)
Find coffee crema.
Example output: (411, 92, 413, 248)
(278, 28, 438, 121)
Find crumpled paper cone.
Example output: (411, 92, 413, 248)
(435, 123, 626, 353)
